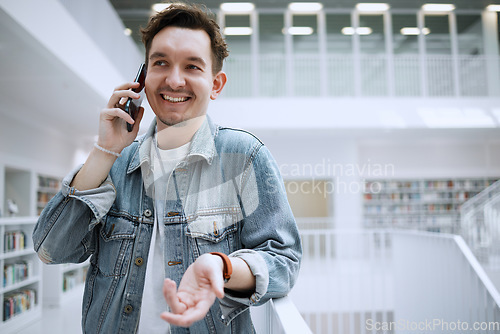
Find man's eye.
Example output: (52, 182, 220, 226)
(187, 65, 201, 70)
(154, 60, 167, 66)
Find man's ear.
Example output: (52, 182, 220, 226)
(210, 71, 227, 100)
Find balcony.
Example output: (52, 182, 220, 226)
(257, 228, 500, 333)
(222, 54, 499, 98)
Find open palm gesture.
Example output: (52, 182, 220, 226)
(161, 254, 225, 328)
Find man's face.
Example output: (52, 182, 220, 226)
(145, 26, 226, 129)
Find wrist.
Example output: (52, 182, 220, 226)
(94, 143, 121, 158)
(210, 252, 232, 283)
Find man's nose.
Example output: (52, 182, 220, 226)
(165, 67, 185, 89)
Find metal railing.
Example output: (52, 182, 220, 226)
(251, 296, 312, 334)
(460, 181, 500, 265)
(222, 54, 496, 98)
(292, 229, 500, 333)
(269, 297, 313, 334)
(392, 231, 500, 334)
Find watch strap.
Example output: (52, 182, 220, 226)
(210, 252, 232, 282)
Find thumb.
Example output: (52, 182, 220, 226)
(163, 278, 187, 314)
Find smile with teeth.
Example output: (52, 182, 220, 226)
(161, 94, 190, 103)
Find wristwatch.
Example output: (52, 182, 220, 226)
(210, 252, 232, 283)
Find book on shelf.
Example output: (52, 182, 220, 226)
(38, 176, 60, 189)
(3, 289, 37, 321)
(3, 231, 26, 252)
(362, 177, 499, 231)
(3, 260, 33, 287)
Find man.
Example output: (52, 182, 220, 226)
(33, 3, 301, 333)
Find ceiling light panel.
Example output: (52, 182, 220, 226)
(224, 27, 253, 35)
(400, 27, 430, 35)
(486, 5, 500, 11)
(356, 3, 390, 12)
(421, 4, 455, 12)
(341, 27, 373, 35)
(283, 27, 314, 35)
(151, 3, 171, 12)
(288, 2, 323, 13)
(220, 2, 255, 13)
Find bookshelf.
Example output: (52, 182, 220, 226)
(36, 175, 60, 216)
(43, 261, 89, 307)
(1, 162, 90, 313)
(0, 217, 41, 333)
(363, 177, 498, 233)
(0, 161, 67, 332)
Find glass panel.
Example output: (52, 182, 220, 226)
(359, 15, 386, 96)
(326, 14, 354, 96)
(359, 15, 385, 54)
(292, 14, 319, 96)
(292, 15, 318, 54)
(223, 14, 252, 97)
(457, 14, 487, 96)
(259, 14, 286, 97)
(457, 14, 483, 55)
(392, 14, 420, 96)
(392, 14, 419, 55)
(326, 14, 352, 54)
(259, 13, 285, 54)
(424, 15, 453, 96)
(224, 14, 251, 55)
(424, 15, 451, 54)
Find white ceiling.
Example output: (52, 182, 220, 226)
(0, 7, 106, 141)
(1, 0, 499, 149)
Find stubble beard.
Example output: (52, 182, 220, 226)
(157, 116, 185, 128)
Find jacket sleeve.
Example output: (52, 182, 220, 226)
(32, 164, 116, 264)
(220, 145, 302, 322)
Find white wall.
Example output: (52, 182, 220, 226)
(0, 112, 77, 178)
(357, 132, 500, 179)
(247, 128, 500, 229)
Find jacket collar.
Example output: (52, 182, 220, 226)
(127, 115, 218, 175)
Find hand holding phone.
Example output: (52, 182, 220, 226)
(117, 64, 146, 132)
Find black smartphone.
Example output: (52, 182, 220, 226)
(123, 63, 146, 132)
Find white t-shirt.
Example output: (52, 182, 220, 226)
(137, 138, 191, 334)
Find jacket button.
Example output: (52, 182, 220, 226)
(168, 260, 182, 266)
(144, 209, 152, 217)
(135, 257, 144, 266)
(124, 305, 133, 314)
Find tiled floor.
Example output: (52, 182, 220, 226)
(18, 286, 84, 334)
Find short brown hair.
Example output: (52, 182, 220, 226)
(141, 2, 229, 74)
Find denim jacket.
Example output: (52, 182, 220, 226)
(33, 116, 302, 334)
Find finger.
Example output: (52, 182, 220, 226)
(113, 81, 141, 92)
(163, 279, 187, 314)
(101, 107, 135, 125)
(160, 299, 213, 328)
(107, 90, 141, 109)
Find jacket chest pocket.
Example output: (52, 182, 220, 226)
(97, 216, 136, 277)
(186, 213, 238, 257)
